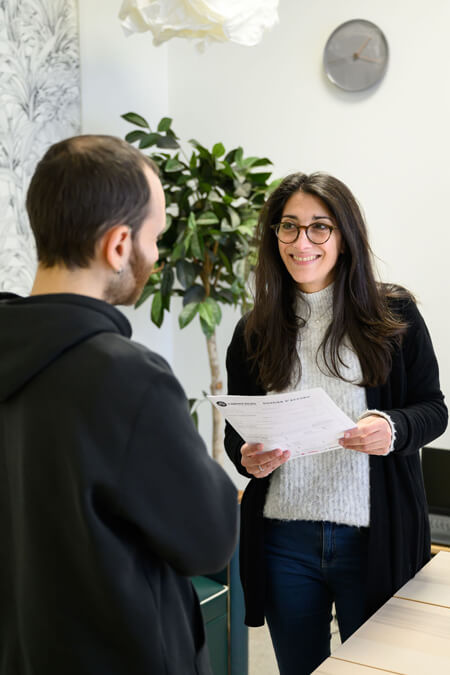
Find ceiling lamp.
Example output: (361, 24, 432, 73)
(119, 0, 279, 48)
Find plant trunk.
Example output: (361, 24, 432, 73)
(206, 331, 224, 465)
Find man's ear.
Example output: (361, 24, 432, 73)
(101, 225, 132, 273)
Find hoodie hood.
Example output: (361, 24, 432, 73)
(0, 293, 131, 403)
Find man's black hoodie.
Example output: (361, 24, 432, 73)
(0, 292, 238, 675)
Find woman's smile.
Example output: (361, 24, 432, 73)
(291, 253, 321, 264)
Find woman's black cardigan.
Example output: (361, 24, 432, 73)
(224, 298, 448, 626)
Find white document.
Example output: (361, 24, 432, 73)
(209, 387, 357, 459)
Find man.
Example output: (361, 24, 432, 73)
(0, 136, 238, 675)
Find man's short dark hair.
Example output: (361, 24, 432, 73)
(26, 135, 159, 268)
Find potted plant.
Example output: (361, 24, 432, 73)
(123, 112, 278, 464)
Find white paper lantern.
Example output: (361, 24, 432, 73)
(119, 0, 279, 48)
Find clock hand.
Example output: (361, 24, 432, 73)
(356, 55, 382, 64)
(353, 36, 371, 59)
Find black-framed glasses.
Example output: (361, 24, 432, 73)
(271, 221, 339, 245)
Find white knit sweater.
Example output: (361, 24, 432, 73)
(264, 283, 371, 527)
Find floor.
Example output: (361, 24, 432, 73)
(248, 623, 278, 674)
(248, 614, 341, 675)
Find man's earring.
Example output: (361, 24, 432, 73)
(116, 267, 123, 275)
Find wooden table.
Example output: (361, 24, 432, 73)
(313, 552, 450, 674)
(431, 542, 450, 555)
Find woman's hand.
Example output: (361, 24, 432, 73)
(339, 415, 392, 455)
(241, 442, 291, 478)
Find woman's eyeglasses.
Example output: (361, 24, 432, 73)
(271, 221, 338, 245)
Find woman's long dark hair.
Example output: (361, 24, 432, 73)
(245, 172, 411, 390)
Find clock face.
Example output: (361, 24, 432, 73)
(324, 19, 389, 92)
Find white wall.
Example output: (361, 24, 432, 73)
(78, 0, 173, 363)
(78, 0, 168, 136)
(78, 0, 450, 463)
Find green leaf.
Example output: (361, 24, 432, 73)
(179, 302, 199, 329)
(234, 147, 244, 166)
(135, 283, 156, 309)
(231, 279, 243, 297)
(198, 181, 212, 194)
(204, 228, 222, 240)
(187, 212, 197, 231)
(249, 172, 272, 185)
(236, 232, 250, 255)
(121, 112, 149, 128)
(228, 207, 240, 228)
(199, 316, 215, 339)
(205, 297, 222, 325)
(212, 142, 225, 157)
(198, 301, 214, 328)
(171, 241, 185, 261)
(268, 178, 282, 193)
(190, 230, 203, 259)
(222, 193, 234, 205)
(176, 174, 191, 186)
(238, 222, 257, 236)
(240, 156, 260, 169)
(158, 117, 172, 132)
(216, 288, 234, 304)
(189, 139, 211, 158)
(176, 260, 196, 289)
(224, 148, 238, 164)
(197, 211, 219, 226)
(249, 157, 273, 168)
(183, 284, 206, 305)
(240, 216, 258, 228)
(160, 266, 174, 297)
(125, 130, 147, 144)
(220, 218, 234, 232)
(139, 132, 160, 149)
(208, 190, 223, 203)
(157, 135, 180, 149)
(151, 291, 164, 327)
(165, 158, 185, 172)
(190, 408, 199, 429)
(218, 249, 233, 274)
(147, 271, 161, 285)
(221, 160, 236, 179)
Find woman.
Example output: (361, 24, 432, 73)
(224, 172, 448, 675)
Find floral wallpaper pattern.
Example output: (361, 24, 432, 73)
(0, 0, 80, 295)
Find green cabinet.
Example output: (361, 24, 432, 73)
(192, 575, 228, 674)
(192, 543, 248, 675)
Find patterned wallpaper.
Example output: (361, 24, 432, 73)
(0, 0, 80, 295)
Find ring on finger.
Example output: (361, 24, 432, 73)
(257, 464, 263, 473)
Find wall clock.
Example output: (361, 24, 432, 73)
(323, 19, 389, 92)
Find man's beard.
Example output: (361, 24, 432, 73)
(104, 242, 153, 306)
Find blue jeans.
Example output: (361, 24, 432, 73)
(264, 519, 369, 675)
